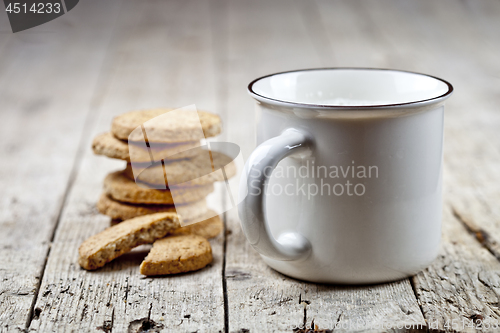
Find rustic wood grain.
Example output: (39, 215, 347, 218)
(1, 0, 500, 332)
(28, 0, 226, 332)
(412, 204, 500, 333)
(0, 1, 121, 331)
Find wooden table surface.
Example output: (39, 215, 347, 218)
(1, 0, 500, 332)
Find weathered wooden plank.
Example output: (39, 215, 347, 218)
(412, 203, 500, 333)
(0, 1, 121, 331)
(420, 0, 500, 259)
(226, 223, 427, 332)
(29, 0, 226, 332)
(224, 0, 321, 160)
(29, 158, 225, 333)
(444, 124, 500, 260)
(223, 0, 426, 331)
(360, 1, 500, 331)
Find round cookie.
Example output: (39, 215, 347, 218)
(124, 151, 236, 187)
(110, 211, 223, 240)
(111, 108, 221, 143)
(97, 193, 208, 221)
(92, 132, 200, 163)
(104, 170, 214, 204)
(170, 211, 223, 239)
(139, 234, 213, 276)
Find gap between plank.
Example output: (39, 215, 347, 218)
(222, 211, 230, 333)
(208, 0, 230, 331)
(451, 205, 500, 261)
(409, 277, 426, 329)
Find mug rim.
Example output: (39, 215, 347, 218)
(247, 67, 454, 110)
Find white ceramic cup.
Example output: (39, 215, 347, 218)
(238, 68, 453, 284)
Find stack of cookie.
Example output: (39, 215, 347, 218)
(85, 108, 235, 275)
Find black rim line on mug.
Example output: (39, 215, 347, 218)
(247, 67, 454, 110)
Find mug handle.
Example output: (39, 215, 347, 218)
(238, 129, 312, 261)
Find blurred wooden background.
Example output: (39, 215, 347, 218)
(1, 0, 500, 332)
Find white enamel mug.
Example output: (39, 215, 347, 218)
(238, 68, 453, 284)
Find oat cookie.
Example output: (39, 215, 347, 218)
(170, 211, 223, 239)
(92, 132, 199, 162)
(111, 108, 221, 143)
(123, 151, 236, 187)
(104, 170, 214, 204)
(110, 211, 222, 239)
(139, 234, 212, 276)
(78, 212, 180, 270)
(97, 193, 207, 221)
